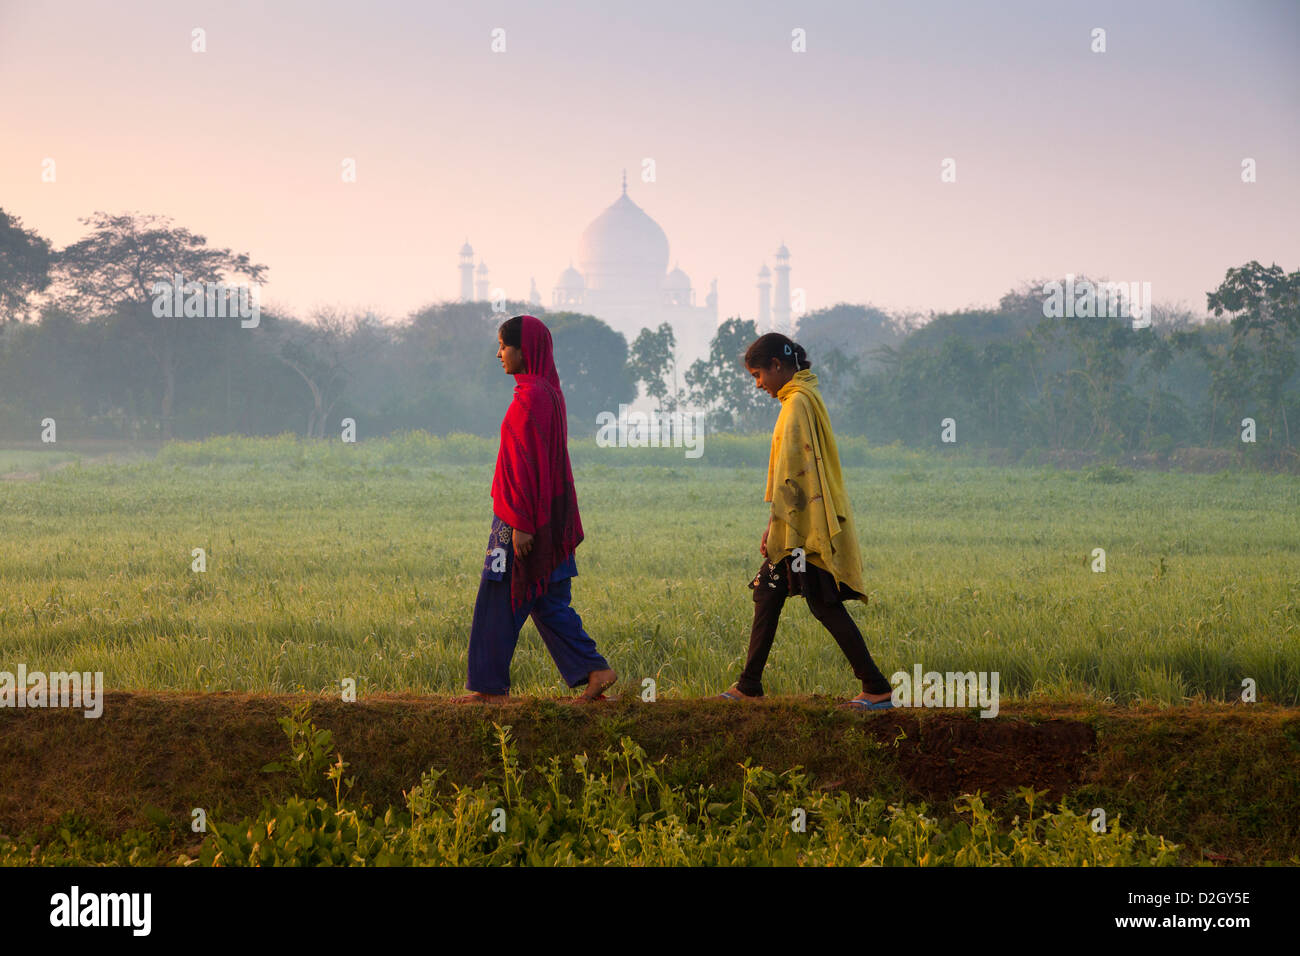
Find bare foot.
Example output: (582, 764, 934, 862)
(451, 691, 509, 704)
(567, 668, 617, 703)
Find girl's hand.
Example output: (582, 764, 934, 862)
(760, 522, 769, 558)
(513, 530, 534, 558)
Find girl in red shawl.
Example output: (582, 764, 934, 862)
(455, 314, 618, 703)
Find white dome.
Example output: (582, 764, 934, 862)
(557, 264, 585, 290)
(663, 264, 690, 290)
(577, 186, 670, 282)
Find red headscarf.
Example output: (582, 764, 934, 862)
(491, 315, 584, 610)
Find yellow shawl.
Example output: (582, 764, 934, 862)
(764, 369, 866, 600)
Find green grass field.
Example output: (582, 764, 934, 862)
(2, 434, 1298, 704)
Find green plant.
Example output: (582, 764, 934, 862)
(260, 700, 337, 796)
(1084, 464, 1135, 484)
(183, 733, 1186, 867)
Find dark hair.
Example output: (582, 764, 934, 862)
(744, 332, 811, 371)
(498, 314, 524, 348)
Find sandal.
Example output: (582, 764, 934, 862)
(844, 694, 894, 711)
(717, 684, 757, 701)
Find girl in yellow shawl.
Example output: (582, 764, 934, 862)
(719, 333, 894, 709)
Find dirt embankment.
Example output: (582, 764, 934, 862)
(0, 694, 1297, 863)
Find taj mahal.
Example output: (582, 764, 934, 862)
(457, 172, 796, 367)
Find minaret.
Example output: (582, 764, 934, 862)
(529, 277, 541, 307)
(757, 264, 772, 329)
(459, 240, 474, 302)
(772, 241, 791, 334)
(475, 260, 489, 301)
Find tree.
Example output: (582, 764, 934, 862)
(686, 317, 767, 431)
(629, 322, 682, 412)
(794, 303, 901, 360)
(1206, 261, 1300, 448)
(794, 303, 903, 410)
(1135, 330, 1178, 449)
(0, 209, 53, 324)
(54, 212, 267, 439)
(272, 308, 357, 438)
(544, 311, 636, 427)
(391, 301, 513, 435)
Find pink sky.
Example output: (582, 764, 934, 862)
(2, 0, 1297, 327)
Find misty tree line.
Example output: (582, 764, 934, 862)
(1, 208, 1297, 462)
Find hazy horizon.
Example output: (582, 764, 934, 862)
(2, 0, 1297, 327)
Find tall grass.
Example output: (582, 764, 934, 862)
(1, 434, 1297, 704)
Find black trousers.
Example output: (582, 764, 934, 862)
(737, 558, 891, 697)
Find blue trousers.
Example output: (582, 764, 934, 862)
(466, 566, 610, 695)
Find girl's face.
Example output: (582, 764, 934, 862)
(497, 333, 525, 375)
(748, 358, 794, 398)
